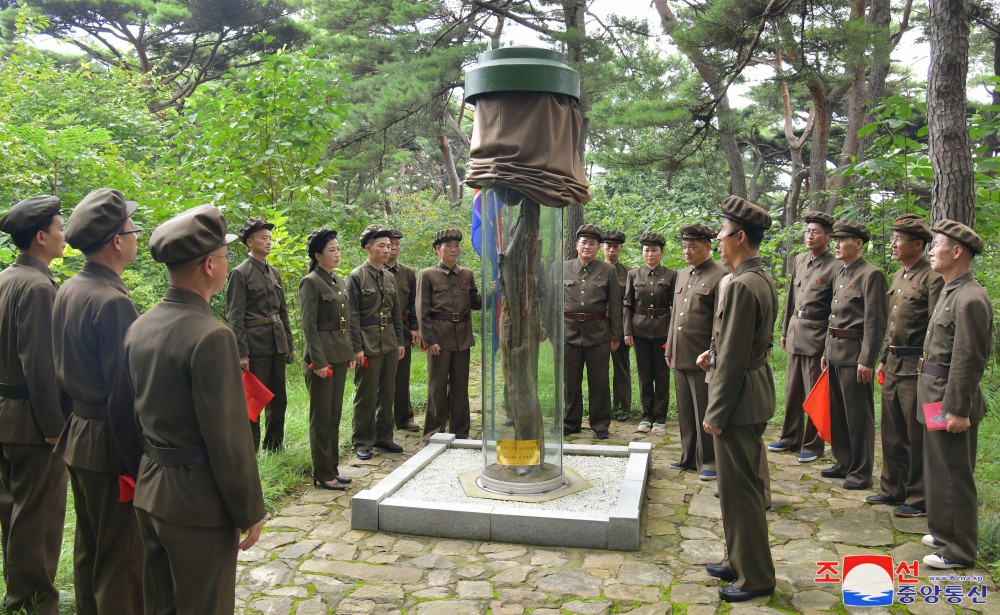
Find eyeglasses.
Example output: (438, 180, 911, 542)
(890, 236, 918, 245)
(119, 228, 143, 237)
(210, 249, 236, 263)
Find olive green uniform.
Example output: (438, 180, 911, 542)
(53, 261, 143, 615)
(624, 265, 676, 424)
(386, 262, 419, 428)
(125, 287, 266, 615)
(416, 263, 482, 440)
(299, 268, 355, 483)
(562, 258, 623, 434)
(346, 262, 404, 451)
(706, 256, 778, 593)
(825, 257, 889, 487)
(226, 257, 294, 451)
(0, 254, 67, 615)
(918, 271, 992, 566)
(665, 259, 726, 472)
(878, 258, 942, 508)
(609, 261, 632, 415)
(775, 249, 838, 456)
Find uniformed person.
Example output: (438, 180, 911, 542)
(821, 220, 889, 489)
(0, 195, 67, 615)
(299, 227, 355, 491)
(226, 216, 294, 451)
(769, 211, 838, 463)
(867, 214, 942, 517)
(665, 223, 726, 480)
(602, 229, 632, 421)
(623, 232, 676, 435)
(53, 188, 144, 614)
(918, 220, 992, 569)
(700, 195, 778, 603)
(347, 225, 405, 460)
(416, 229, 482, 440)
(563, 224, 623, 439)
(124, 204, 266, 615)
(385, 229, 421, 432)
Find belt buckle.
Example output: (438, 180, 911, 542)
(917, 357, 924, 373)
(797, 309, 804, 318)
(577, 313, 586, 322)
(452, 312, 460, 322)
(380, 316, 388, 326)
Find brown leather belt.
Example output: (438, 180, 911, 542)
(829, 327, 864, 339)
(564, 312, 605, 322)
(796, 309, 829, 320)
(747, 352, 770, 371)
(360, 315, 389, 328)
(0, 383, 29, 400)
(918, 358, 949, 379)
(73, 400, 108, 420)
(245, 314, 281, 328)
(318, 321, 347, 332)
(430, 312, 470, 322)
(888, 345, 923, 357)
(635, 307, 669, 317)
(143, 440, 209, 466)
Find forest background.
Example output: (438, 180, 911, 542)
(2, 0, 1000, 582)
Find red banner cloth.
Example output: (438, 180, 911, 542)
(242, 370, 274, 423)
(803, 369, 832, 443)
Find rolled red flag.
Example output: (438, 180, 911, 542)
(118, 475, 136, 503)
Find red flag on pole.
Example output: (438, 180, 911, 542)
(242, 371, 274, 422)
(802, 369, 832, 443)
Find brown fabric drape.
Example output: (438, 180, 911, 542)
(465, 92, 591, 208)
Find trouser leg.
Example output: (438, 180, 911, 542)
(924, 425, 979, 566)
(610, 339, 631, 414)
(308, 363, 347, 481)
(375, 351, 398, 445)
(393, 344, 414, 427)
(424, 349, 450, 440)
(878, 372, 908, 502)
(584, 344, 612, 433)
(563, 344, 585, 431)
(448, 349, 472, 439)
(352, 354, 381, 451)
(260, 353, 288, 451)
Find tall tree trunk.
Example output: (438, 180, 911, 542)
(835, 0, 869, 179)
(438, 134, 462, 203)
(807, 81, 833, 213)
(563, 0, 587, 259)
(928, 0, 976, 225)
(859, 0, 893, 156)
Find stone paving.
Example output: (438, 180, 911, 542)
(235, 418, 996, 614)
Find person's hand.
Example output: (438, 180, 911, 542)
(610, 340, 620, 353)
(820, 356, 828, 371)
(240, 356, 250, 372)
(313, 366, 330, 378)
(287, 350, 296, 363)
(703, 421, 722, 436)
(44, 437, 58, 446)
(624, 335, 634, 347)
(946, 412, 971, 433)
(348, 360, 357, 370)
(354, 351, 365, 365)
(398, 346, 405, 360)
(780, 336, 787, 350)
(696, 350, 711, 373)
(239, 517, 267, 551)
(857, 364, 873, 384)
(410, 330, 419, 346)
(876, 363, 885, 381)
(428, 343, 441, 356)
(665, 356, 673, 368)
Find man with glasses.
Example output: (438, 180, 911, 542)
(226, 217, 294, 451)
(821, 220, 889, 490)
(867, 215, 942, 518)
(602, 230, 632, 421)
(563, 224, 622, 439)
(769, 211, 838, 463)
(53, 189, 145, 614)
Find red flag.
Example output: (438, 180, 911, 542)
(242, 371, 274, 422)
(118, 475, 135, 503)
(803, 369, 832, 443)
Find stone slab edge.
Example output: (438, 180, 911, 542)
(378, 497, 492, 541)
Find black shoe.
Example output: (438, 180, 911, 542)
(718, 585, 774, 602)
(374, 441, 403, 453)
(706, 564, 737, 582)
(595, 430, 609, 440)
(820, 468, 847, 479)
(563, 426, 581, 436)
(335, 475, 353, 484)
(843, 481, 871, 490)
(313, 479, 347, 491)
(865, 493, 902, 506)
(356, 449, 373, 460)
(615, 411, 629, 421)
(893, 504, 926, 518)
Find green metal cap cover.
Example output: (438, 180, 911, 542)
(464, 47, 580, 102)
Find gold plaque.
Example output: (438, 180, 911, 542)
(496, 439, 541, 465)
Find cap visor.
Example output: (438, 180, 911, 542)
(125, 200, 139, 218)
(223, 233, 239, 246)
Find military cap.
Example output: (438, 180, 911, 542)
(359, 224, 393, 248)
(932, 219, 984, 255)
(830, 219, 871, 243)
(892, 213, 932, 244)
(576, 224, 604, 243)
(432, 228, 463, 247)
(679, 223, 715, 241)
(238, 216, 275, 244)
(389, 229, 404, 239)
(720, 195, 772, 232)
(64, 188, 139, 250)
(638, 232, 666, 247)
(802, 210, 835, 231)
(603, 229, 626, 244)
(149, 204, 237, 264)
(307, 226, 338, 256)
(0, 195, 62, 236)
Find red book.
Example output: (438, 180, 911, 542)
(242, 371, 274, 422)
(922, 401, 948, 431)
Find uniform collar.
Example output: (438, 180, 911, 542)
(82, 260, 129, 296)
(245, 256, 270, 275)
(313, 267, 336, 284)
(571, 258, 597, 273)
(164, 286, 213, 314)
(809, 249, 834, 263)
(734, 256, 764, 276)
(14, 253, 55, 284)
(943, 270, 975, 292)
(901, 256, 929, 274)
(643, 264, 664, 275)
(364, 261, 385, 275)
(436, 261, 458, 274)
(692, 258, 715, 274)
(840, 256, 865, 274)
